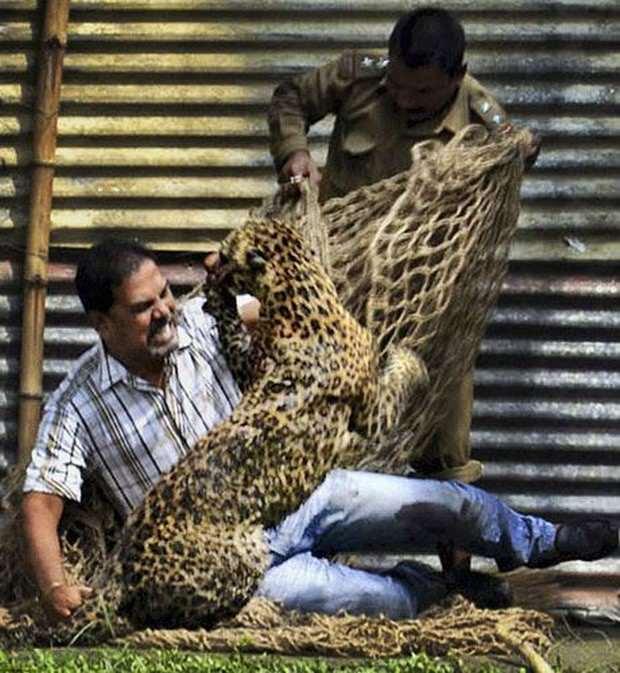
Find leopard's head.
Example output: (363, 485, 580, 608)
(209, 215, 314, 305)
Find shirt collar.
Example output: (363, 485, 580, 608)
(96, 341, 130, 391)
(403, 85, 468, 137)
(177, 313, 191, 351)
(379, 75, 469, 137)
(435, 81, 469, 134)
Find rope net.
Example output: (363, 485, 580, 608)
(0, 124, 553, 666)
(323, 124, 531, 471)
(117, 595, 554, 661)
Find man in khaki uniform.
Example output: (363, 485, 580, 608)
(269, 49, 506, 207)
(268, 8, 510, 485)
(268, 8, 537, 591)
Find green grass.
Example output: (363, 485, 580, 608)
(5, 648, 616, 673)
(0, 650, 519, 673)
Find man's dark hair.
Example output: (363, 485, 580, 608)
(75, 238, 157, 313)
(388, 8, 465, 76)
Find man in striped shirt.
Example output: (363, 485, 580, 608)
(21, 239, 618, 625)
(21, 239, 243, 619)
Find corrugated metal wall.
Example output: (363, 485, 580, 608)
(1, 0, 618, 255)
(0, 1, 618, 589)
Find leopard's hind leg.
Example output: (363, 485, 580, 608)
(352, 345, 428, 441)
(120, 519, 270, 630)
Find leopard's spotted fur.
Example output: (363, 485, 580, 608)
(30, 214, 426, 644)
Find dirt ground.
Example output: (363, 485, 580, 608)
(470, 625, 620, 672)
(506, 572, 620, 672)
(544, 625, 620, 673)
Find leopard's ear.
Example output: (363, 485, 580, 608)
(246, 249, 268, 271)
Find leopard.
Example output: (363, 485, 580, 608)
(16, 213, 427, 645)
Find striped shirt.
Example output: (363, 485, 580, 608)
(23, 298, 241, 517)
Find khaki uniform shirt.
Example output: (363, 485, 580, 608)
(269, 51, 508, 202)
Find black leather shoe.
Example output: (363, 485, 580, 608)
(447, 569, 513, 610)
(529, 520, 619, 569)
(389, 561, 451, 614)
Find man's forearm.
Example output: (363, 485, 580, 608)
(21, 491, 94, 619)
(268, 82, 311, 169)
(21, 491, 66, 595)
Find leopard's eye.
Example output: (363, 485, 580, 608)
(246, 249, 268, 271)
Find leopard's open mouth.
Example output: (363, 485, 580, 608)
(202, 251, 241, 312)
(204, 250, 234, 286)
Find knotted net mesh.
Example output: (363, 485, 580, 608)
(321, 124, 529, 471)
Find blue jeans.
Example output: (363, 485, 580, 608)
(256, 469, 557, 618)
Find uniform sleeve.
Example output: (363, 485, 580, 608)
(268, 51, 358, 168)
(22, 398, 89, 503)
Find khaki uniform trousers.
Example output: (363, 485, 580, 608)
(410, 371, 483, 484)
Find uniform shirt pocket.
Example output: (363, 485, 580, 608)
(342, 115, 377, 156)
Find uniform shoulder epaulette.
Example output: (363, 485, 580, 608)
(468, 77, 507, 129)
(343, 51, 389, 80)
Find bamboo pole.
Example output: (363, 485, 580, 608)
(18, 0, 71, 464)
